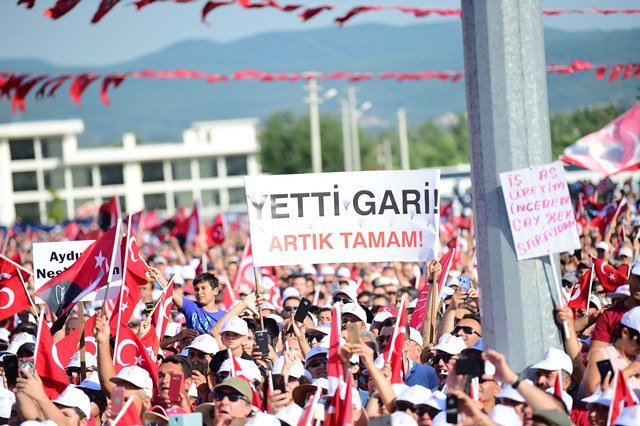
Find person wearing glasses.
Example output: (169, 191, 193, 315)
(211, 377, 254, 425)
(305, 346, 328, 379)
(281, 295, 301, 321)
(452, 313, 483, 348)
(431, 334, 466, 389)
(583, 306, 640, 396)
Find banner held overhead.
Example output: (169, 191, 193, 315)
(245, 169, 440, 266)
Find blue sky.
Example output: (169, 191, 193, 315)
(0, 0, 639, 67)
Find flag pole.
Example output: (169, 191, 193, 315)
(1, 232, 9, 255)
(254, 267, 264, 330)
(79, 302, 87, 382)
(587, 264, 595, 312)
(32, 309, 46, 370)
(100, 219, 123, 317)
(549, 254, 571, 338)
(113, 217, 133, 352)
(17, 269, 39, 316)
(0, 252, 34, 276)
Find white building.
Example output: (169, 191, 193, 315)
(0, 118, 261, 225)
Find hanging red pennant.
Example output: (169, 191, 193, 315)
(17, 0, 36, 9)
(202, 0, 233, 23)
(298, 5, 332, 21)
(11, 74, 47, 113)
(92, 0, 123, 23)
(44, 0, 82, 19)
(100, 74, 126, 106)
(69, 73, 100, 105)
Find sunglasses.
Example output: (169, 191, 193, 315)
(333, 297, 351, 304)
(283, 306, 299, 312)
(306, 334, 323, 343)
(452, 325, 482, 337)
(395, 402, 416, 413)
(307, 359, 327, 368)
(386, 291, 397, 296)
(432, 353, 455, 364)
(416, 405, 441, 418)
(213, 391, 248, 403)
(377, 335, 392, 344)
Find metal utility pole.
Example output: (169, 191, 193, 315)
(340, 99, 353, 171)
(347, 86, 361, 171)
(305, 77, 322, 173)
(462, 0, 561, 371)
(382, 137, 393, 170)
(397, 108, 410, 170)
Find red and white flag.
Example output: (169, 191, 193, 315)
(560, 104, 640, 176)
(112, 397, 143, 426)
(327, 304, 344, 397)
(592, 257, 628, 293)
(410, 249, 456, 331)
(113, 322, 159, 393)
(297, 387, 322, 426)
(205, 213, 227, 246)
(54, 314, 99, 368)
(567, 267, 592, 314)
(227, 349, 262, 408)
(327, 369, 353, 426)
(34, 315, 69, 399)
(0, 254, 32, 321)
(553, 370, 563, 400)
(37, 222, 122, 324)
(98, 196, 120, 231)
(385, 297, 407, 384)
(151, 278, 175, 344)
(590, 198, 627, 238)
(607, 369, 637, 425)
(173, 202, 200, 245)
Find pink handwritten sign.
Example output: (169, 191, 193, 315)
(499, 161, 580, 260)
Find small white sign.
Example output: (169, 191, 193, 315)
(499, 161, 580, 260)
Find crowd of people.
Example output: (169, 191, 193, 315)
(0, 176, 639, 426)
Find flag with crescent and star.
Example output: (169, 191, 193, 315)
(37, 224, 121, 324)
(0, 254, 31, 321)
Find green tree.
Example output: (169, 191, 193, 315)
(409, 120, 467, 168)
(47, 188, 66, 224)
(259, 111, 376, 174)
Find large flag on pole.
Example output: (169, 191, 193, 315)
(327, 304, 343, 398)
(34, 314, 69, 399)
(410, 249, 455, 331)
(385, 297, 407, 384)
(98, 196, 120, 231)
(37, 222, 122, 320)
(205, 213, 227, 246)
(0, 255, 32, 321)
(560, 105, 640, 176)
(592, 256, 628, 293)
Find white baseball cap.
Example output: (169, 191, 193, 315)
(545, 387, 573, 411)
(489, 404, 522, 426)
(531, 347, 573, 375)
(221, 316, 248, 336)
(275, 403, 303, 426)
(269, 313, 284, 324)
(621, 306, 640, 333)
(308, 324, 331, 336)
(614, 405, 640, 425)
(496, 381, 530, 403)
(619, 247, 633, 258)
(219, 357, 262, 383)
(372, 311, 394, 324)
(245, 411, 281, 426)
(392, 383, 409, 397)
(66, 352, 97, 370)
(182, 266, 196, 280)
(0, 328, 9, 343)
(54, 386, 91, 419)
(407, 298, 418, 309)
(272, 357, 305, 379)
(631, 260, 640, 276)
(434, 334, 466, 355)
(341, 303, 367, 323)
(397, 385, 431, 405)
(332, 286, 358, 303)
(109, 365, 153, 391)
(282, 287, 301, 302)
(260, 302, 276, 312)
(336, 266, 350, 278)
(408, 328, 424, 347)
(187, 334, 219, 355)
(608, 285, 631, 299)
(390, 411, 418, 426)
(596, 241, 609, 251)
(301, 265, 317, 276)
(589, 294, 602, 310)
(582, 388, 613, 408)
(422, 390, 446, 411)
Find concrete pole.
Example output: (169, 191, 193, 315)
(340, 99, 353, 171)
(461, 0, 562, 371)
(306, 77, 322, 173)
(397, 108, 410, 170)
(383, 137, 393, 170)
(348, 87, 361, 171)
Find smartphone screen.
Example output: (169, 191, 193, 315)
(255, 330, 270, 356)
(294, 298, 312, 323)
(347, 322, 360, 344)
(272, 374, 286, 393)
(596, 359, 614, 383)
(18, 357, 34, 379)
(445, 394, 459, 424)
(458, 276, 471, 292)
(455, 358, 485, 377)
(191, 360, 206, 376)
(168, 373, 183, 403)
(4, 354, 18, 387)
(111, 386, 125, 416)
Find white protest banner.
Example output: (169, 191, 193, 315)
(499, 161, 580, 260)
(33, 240, 122, 302)
(244, 169, 440, 266)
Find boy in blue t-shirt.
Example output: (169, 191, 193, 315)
(173, 272, 226, 334)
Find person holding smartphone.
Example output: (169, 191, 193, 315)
(186, 334, 219, 401)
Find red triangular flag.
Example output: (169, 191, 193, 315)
(205, 213, 227, 246)
(35, 317, 69, 399)
(567, 267, 592, 313)
(607, 370, 637, 425)
(590, 198, 627, 238)
(151, 278, 175, 344)
(385, 298, 407, 384)
(554, 370, 563, 399)
(0, 255, 31, 321)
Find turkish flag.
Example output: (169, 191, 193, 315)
(113, 323, 158, 390)
(607, 370, 637, 425)
(98, 196, 120, 231)
(327, 371, 353, 426)
(172, 202, 200, 246)
(567, 267, 592, 314)
(618, 264, 630, 279)
(0, 256, 31, 321)
(55, 315, 98, 368)
(560, 105, 640, 176)
(151, 278, 174, 344)
(37, 224, 121, 323)
(592, 257, 628, 293)
(228, 350, 262, 409)
(110, 230, 148, 325)
(590, 198, 627, 238)
(385, 297, 407, 384)
(112, 397, 143, 426)
(35, 318, 69, 399)
(297, 387, 322, 426)
(327, 304, 344, 398)
(205, 213, 227, 246)
(409, 248, 456, 331)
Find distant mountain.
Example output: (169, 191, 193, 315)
(0, 22, 638, 146)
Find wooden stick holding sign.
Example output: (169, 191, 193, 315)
(78, 302, 87, 382)
(549, 254, 571, 339)
(254, 267, 265, 331)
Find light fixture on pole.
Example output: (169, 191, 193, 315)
(347, 86, 372, 172)
(304, 74, 337, 173)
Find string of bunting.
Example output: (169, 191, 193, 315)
(1, 60, 638, 113)
(16, 0, 640, 25)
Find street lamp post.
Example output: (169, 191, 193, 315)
(304, 75, 336, 173)
(347, 86, 371, 172)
